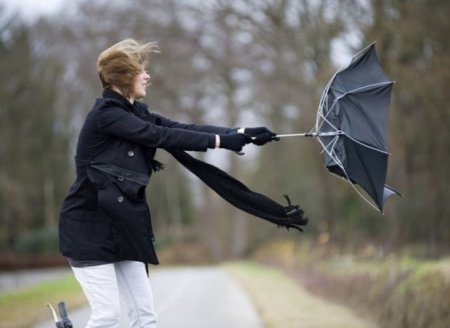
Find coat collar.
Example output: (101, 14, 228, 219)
(102, 88, 149, 114)
(102, 88, 134, 111)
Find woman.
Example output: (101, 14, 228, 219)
(58, 39, 276, 328)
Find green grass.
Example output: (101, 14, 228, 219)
(225, 261, 378, 328)
(0, 274, 85, 328)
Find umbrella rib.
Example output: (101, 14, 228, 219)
(323, 81, 392, 121)
(317, 98, 390, 155)
(317, 108, 340, 135)
(316, 94, 336, 132)
(318, 92, 342, 133)
(316, 135, 381, 212)
(314, 123, 387, 211)
(344, 173, 382, 212)
(337, 81, 393, 96)
(319, 134, 339, 154)
(342, 132, 391, 155)
(316, 82, 392, 156)
(316, 135, 343, 168)
(316, 77, 336, 132)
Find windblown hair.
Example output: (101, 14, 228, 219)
(97, 39, 159, 98)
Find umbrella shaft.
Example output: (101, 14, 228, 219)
(276, 131, 342, 138)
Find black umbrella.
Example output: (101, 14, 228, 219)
(278, 43, 401, 212)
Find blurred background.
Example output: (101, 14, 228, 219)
(0, 0, 449, 326)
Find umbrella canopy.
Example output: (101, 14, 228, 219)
(315, 43, 401, 212)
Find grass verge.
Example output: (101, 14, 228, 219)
(253, 239, 450, 328)
(0, 274, 85, 328)
(224, 261, 378, 328)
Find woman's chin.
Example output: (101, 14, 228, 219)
(134, 92, 146, 100)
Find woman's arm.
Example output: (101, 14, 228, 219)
(150, 112, 236, 135)
(96, 105, 216, 151)
(140, 108, 277, 146)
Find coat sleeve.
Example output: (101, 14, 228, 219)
(153, 113, 236, 135)
(96, 106, 215, 151)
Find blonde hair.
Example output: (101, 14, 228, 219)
(97, 39, 160, 97)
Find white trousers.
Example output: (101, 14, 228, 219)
(71, 261, 157, 328)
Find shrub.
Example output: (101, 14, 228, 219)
(13, 226, 59, 253)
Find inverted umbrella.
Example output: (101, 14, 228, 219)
(278, 43, 401, 212)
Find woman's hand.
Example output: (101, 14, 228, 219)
(240, 127, 278, 145)
(219, 133, 251, 152)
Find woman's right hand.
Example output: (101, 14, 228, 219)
(219, 133, 251, 152)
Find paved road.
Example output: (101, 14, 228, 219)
(33, 266, 263, 328)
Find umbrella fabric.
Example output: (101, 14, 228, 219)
(168, 149, 308, 231)
(318, 43, 401, 212)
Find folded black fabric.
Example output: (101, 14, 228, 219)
(167, 149, 308, 231)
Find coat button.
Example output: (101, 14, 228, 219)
(117, 196, 124, 203)
(127, 150, 134, 157)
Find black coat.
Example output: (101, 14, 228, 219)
(59, 89, 232, 264)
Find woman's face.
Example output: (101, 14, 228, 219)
(131, 70, 151, 100)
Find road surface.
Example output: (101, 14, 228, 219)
(33, 266, 263, 328)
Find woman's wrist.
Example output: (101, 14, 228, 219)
(215, 134, 220, 148)
(208, 134, 221, 148)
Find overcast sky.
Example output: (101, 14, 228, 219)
(1, 0, 64, 20)
(1, 0, 353, 65)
